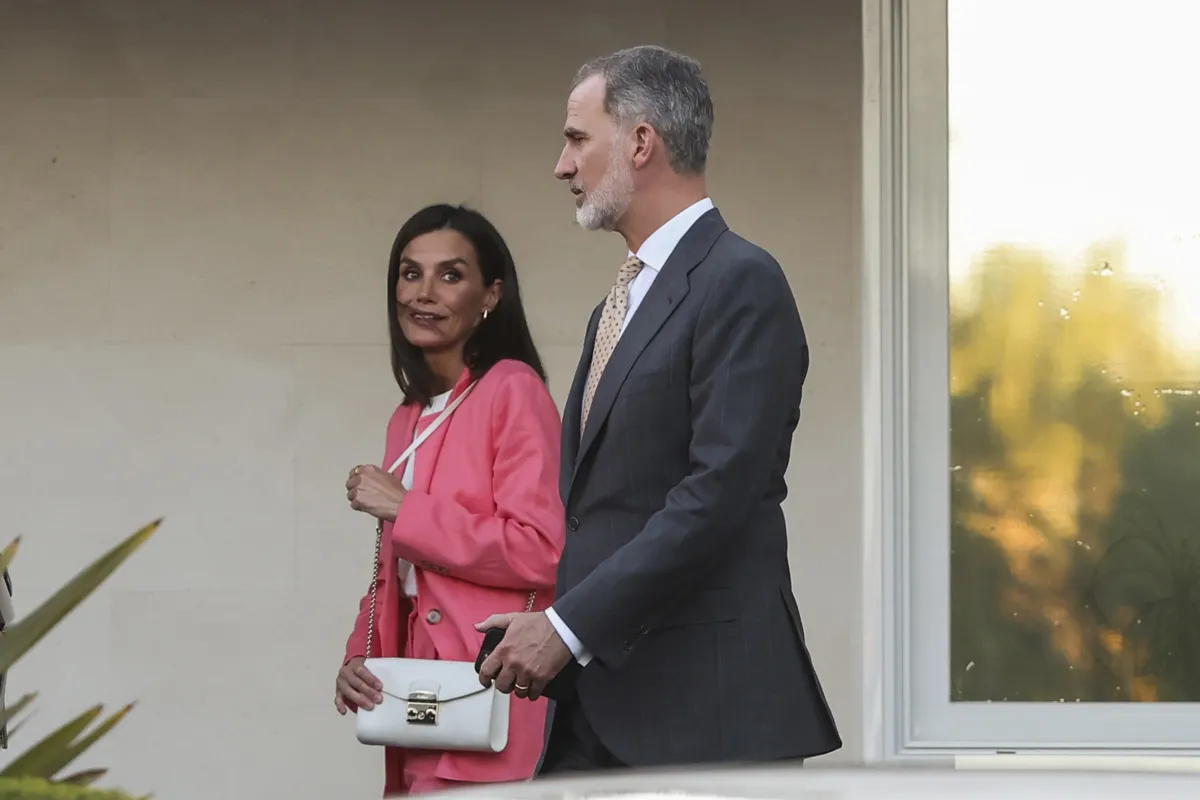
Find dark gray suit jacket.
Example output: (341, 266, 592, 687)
(549, 208, 841, 767)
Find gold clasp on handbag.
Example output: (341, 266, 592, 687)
(405, 691, 439, 725)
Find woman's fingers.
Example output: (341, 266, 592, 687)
(337, 679, 373, 711)
(355, 664, 383, 694)
(338, 673, 378, 710)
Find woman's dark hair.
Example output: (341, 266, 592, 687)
(386, 203, 547, 406)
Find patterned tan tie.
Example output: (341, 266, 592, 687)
(580, 256, 645, 433)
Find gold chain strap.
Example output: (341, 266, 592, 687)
(365, 520, 536, 658)
(366, 521, 383, 658)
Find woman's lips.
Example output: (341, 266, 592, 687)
(408, 311, 444, 328)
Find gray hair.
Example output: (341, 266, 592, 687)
(572, 45, 714, 175)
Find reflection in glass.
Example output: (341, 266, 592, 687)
(948, 0, 1200, 702)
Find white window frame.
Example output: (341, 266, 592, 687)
(862, 0, 1200, 760)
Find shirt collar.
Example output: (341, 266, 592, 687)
(627, 197, 715, 272)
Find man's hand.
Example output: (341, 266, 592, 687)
(345, 464, 407, 522)
(475, 611, 572, 701)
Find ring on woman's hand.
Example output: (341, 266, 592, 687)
(354, 466, 361, 475)
(514, 683, 529, 692)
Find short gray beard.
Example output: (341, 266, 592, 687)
(576, 151, 634, 232)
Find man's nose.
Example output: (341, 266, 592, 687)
(554, 149, 574, 181)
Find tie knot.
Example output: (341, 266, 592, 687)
(617, 256, 644, 286)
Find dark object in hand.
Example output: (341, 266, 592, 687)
(475, 627, 581, 701)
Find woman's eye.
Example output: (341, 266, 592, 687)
(441, 271, 462, 282)
(402, 270, 420, 281)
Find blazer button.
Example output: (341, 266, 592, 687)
(567, 516, 580, 532)
(426, 609, 442, 624)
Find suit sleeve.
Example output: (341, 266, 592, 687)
(343, 412, 404, 666)
(343, 549, 413, 669)
(551, 255, 809, 668)
(389, 371, 566, 591)
(342, 576, 376, 666)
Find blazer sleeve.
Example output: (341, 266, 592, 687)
(343, 411, 405, 666)
(551, 254, 810, 668)
(390, 369, 566, 591)
(342, 587, 372, 666)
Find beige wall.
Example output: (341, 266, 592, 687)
(0, 1, 863, 796)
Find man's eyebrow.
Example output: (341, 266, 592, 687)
(564, 126, 588, 139)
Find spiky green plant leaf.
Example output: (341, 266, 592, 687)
(0, 705, 102, 779)
(56, 769, 107, 787)
(0, 702, 137, 785)
(0, 537, 18, 574)
(0, 692, 35, 730)
(0, 776, 143, 799)
(0, 520, 159, 677)
(0, 521, 161, 798)
(53, 704, 135, 777)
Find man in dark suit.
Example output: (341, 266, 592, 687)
(477, 44, 840, 773)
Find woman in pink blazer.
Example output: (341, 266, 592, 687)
(334, 204, 565, 796)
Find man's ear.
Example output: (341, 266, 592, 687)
(632, 123, 656, 169)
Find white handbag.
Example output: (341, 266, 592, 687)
(353, 381, 535, 753)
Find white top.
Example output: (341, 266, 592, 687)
(397, 389, 452, 597)
(546, 196, 715, 665)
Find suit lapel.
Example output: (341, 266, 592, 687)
(560, 302, 604, 499)
(383, 405, 419, 501)
(409, 368, 474, 495)
(571, 209, 728, 485)
(378, 405, 419, 578)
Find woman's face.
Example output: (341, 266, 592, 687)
(395, 229, 501, 355)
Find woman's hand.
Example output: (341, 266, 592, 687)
(335, 656, 383, 714)
(345, 464, 407, 522)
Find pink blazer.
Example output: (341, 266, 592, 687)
(343, 359, 565, 791)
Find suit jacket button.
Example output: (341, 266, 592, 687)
(567, 516, 580, 532)
(426, 609, 442, 624)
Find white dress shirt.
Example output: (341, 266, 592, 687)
(546, 197, 715, 666)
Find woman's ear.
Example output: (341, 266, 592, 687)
(485, 280, 503, 314)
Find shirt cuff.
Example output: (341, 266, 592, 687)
(545, 606, 593, 666)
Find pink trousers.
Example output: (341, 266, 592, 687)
(393, 606, 466, 796)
